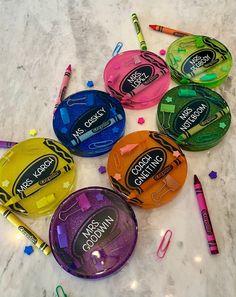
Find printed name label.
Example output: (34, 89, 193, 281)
(182, 49, 216, 74)
(120, 65, 154, 93)
(125, 148, 167, 189)
(13, 154, 58, 195)
(174, 100, 210, 133)
(72, 207, 118, 256)
(70, 106, 109, 143)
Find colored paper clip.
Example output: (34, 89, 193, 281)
(112, 42, 123, 56)
(56, 285, 68, 297)
(156, 229, 172, 259)
(58, 194, 91, 221)
(67, 94, 94, 106)
(88, 140, 114, 149)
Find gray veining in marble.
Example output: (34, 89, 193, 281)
(0, 0, 236, 296)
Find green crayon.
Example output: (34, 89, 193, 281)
(176, 106, 230, 143)
(131, 13, 147, 50)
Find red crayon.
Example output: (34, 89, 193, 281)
(54, 64, 72, 113)
(194, 175, 219, 255)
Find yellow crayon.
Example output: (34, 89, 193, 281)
(176, 106, 230, 143)
(128, 155, 184, 200)
(0, 204, 51, 255)
(131, 13, 147, 50)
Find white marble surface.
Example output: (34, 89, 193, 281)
(0, 0, 236, 296)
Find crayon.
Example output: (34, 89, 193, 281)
(0, 140, 18, 149)
(121, 70, 167, 101)
(176, 106, 229, 143)
(131, 13, 147, 50)
(128, 155, 184, 199)
(0, 204, 51, 255)
(149, 24, 191, 37)
(54, 64, 72, 113)
(4, 164, 74, 208)
(70, 113, 123, 146)
(193, 175, 219, 254)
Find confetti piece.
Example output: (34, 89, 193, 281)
(112, 127, 119, 133)
(29, 129, 37, 136)
(165, 96, 173, 103)
(159, 49, 166, 55)
(96, 193, 104, 201)
(86, 80, 94, 88)
(98, 166, 106, 174)
(173, 150, 181, 158)
(138, 117, 145, 124)
(63, 181, 71, 189)
(209, 171, 217, 179)
(2, 180, 10, 187)
(120, 144, 138, 155)
(24, 246, 34, 255)
(114, 173, 121, 181)
(219, 122, 226, 129)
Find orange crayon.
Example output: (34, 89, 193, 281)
(149, 24, 191, 37)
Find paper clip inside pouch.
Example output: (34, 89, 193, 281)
(156, 229, 172, 259)
(59, 193, 91, 222)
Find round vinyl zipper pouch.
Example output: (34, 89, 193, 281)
(166, 35, 232, 88)
(49, 187, 138, 279)
(53, 90, 126, 157)
(104, 50, 171, 110)
(156, 85, 231, 151)
(0, 138, 75, 216)
(107, 131, 187, 208)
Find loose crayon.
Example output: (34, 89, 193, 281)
(54, 64, 72, 113)
(0, 204, 51, 255)
(149, 24, 191, 37)
(193, 175, 219, 254)
(0, 140, 18, 149)
(176, 106, 229, 143)
(128, 155, 184, 200)
(131, 13, 147, 50)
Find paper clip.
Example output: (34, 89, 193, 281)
(156, 229, 172, 259)
(112, 42, 123, 56)
(89, 139, 113, 149)
(56, 285, 68, 297)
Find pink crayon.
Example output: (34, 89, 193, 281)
(194, 175, 219, 255)
(0, 140, 18, 149)
(54, 64, 72, 113)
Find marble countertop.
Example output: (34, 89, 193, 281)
(0, 0, 236, 296)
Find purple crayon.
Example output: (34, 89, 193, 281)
(0, 140, 18, 149)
